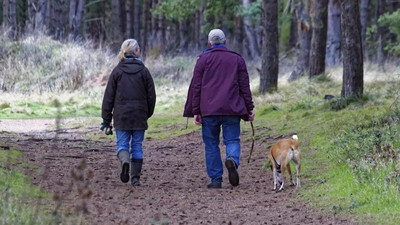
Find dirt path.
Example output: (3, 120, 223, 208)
(0, 119, 356, 225)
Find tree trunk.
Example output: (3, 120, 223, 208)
(126, 0, 133, 38)
(242, 0, 260, 60)
(26, 0, 35, 31)
(260, 0, 279, 94)
(289, 9, 298, 50)
(53, 0, 67, 39)
(194, 10, 200, 50)
(309, 0, 328, 78)
(360, 0, 368, 58)
(73, 0, 85, 39)
(377, 0, 385, 69)
(178, 20, 189, 51)
(340, 0, 363, 97)
(199, 0, 206, 49)
(45, 0, 53, 33)
(134, 0, 140, 42)
(141, 0, 149, 58)
(2, 0, 9, 28)
(157, 0, 165, 52)
(111, 0, 122, 47)
(9, 0, 16, 40)
(35, 0, 47, 32)
(289, 0, 311, 81)
(150, 0, 157, 48)
(69, 0, 77, 31)
(326, 0, 341, 67)
(120, 0, 126, 37)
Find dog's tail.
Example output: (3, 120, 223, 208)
(291, 135, 299, 149)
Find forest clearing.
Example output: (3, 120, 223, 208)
(1, 0, 400, 224)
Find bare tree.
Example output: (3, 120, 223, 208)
(309, 0, 328, 78)
(134, 0, 141, 42)
(289, 0, 311, 81)
(377, 0, 386, 69)
(360, 0, 369, 58)
(340, 0, 363, 97)
(326, 0, 341, 67)
(35, 0, 47, 32)
(260, 0, 279, 94)
(9, 0, 16, 40)
(2, 0, 9, 28)
(53, 0, 68, 39)
(111, 0, 122, 47)
(242, 0, 260, 60)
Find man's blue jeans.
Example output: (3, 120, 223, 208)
(202, 116, 241, 183)
(115, 130, 145, 159)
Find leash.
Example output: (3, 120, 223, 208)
(247, 122, 255, 163)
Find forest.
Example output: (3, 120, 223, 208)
(0, 0, 400, 224)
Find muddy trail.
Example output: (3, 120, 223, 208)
(0, 120, 356, 225)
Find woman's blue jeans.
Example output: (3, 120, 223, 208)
(115, 130, 145, 159)
(201, 116, 241, 183)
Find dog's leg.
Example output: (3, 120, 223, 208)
(287, 163, 295, 186)
(279, 163, 286, 191)
(273, 168, 278, 190)
(293, 157, 301, 188)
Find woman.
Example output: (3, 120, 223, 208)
(101, 39, 156, 186)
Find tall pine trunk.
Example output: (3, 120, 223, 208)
(69, 0, 77, 32)
(53, 0, 67, 40)
(73, 0, 85, 39)
(2, 0, 9, 28)
(141, 0, 149, 58)
(309, 0, 328, 78)
(289, 0, 311, 81)
(134, 0, 140, 42)
(360, 0, 369, 59)
(242, 0, 260, 60)
(260, 0, 279, 94)
(26, 0, 35, 31)
(340, 0, 363, 97)
(326, 0, 341, 67)
(126, 0, 133, 38)
(111, 0, 122, 48)
(35, 0, 47, 32)
(377, 0, 385, 69)
(9, 0, 16, 40)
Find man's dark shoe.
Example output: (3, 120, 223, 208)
(225, 158, 239, 187)
(207, 181, 222, 189)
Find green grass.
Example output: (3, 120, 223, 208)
(251, 75, 400, 224)
(0, 149, 55, 225)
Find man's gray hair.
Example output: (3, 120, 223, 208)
(208, 29, 226, 45)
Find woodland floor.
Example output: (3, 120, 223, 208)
(0, 119, 357, 225)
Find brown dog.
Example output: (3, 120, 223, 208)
(268, 135, 300, 191)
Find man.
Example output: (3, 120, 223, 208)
(184, 29, 254, 188)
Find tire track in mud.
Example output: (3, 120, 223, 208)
(0, 126, 356, 225)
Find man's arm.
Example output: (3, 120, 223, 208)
(237, 57, 254, 113)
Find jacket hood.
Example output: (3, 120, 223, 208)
(118, 59, 144, 74)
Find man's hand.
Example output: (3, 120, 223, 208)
(249, 111, 255, 122)
(194, 115, 202, 126)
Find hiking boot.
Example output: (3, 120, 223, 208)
(225, 158, 239, 187)
(131, 158, 143, 186)
(117, 150, 130, 183)
(207, 181, 222, 189)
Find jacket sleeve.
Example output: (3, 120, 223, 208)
(191, 56, 205, 115)
(101, 68, 119, 122)
(145, 68, 156, 118)
(238, 57, 254, 113)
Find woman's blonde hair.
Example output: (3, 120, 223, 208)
(117, 39, 140, 61)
